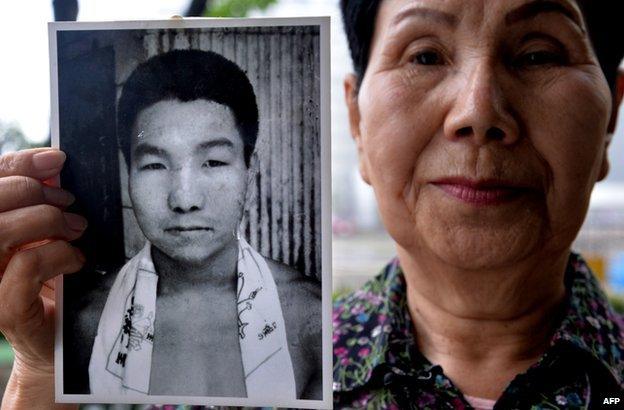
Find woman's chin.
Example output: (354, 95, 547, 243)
(395, 195, 549, 270)
(435, 242, 530, 271)
(418, 221, 546, 272)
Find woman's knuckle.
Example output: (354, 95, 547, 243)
(0, 153, 19, 175)
(57, 242, 80, 269)
(54, 240, 72, 255)
(12, 248, 42, 274)
(0, 313, 12, 333)
(0, 216, 13, 253)
(36, 204, 63, 224)
(5, 176, 41, 201)
(0, 213, 9, 236)
(18, 176, 41, 197)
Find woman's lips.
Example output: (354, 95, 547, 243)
(431, 178, 533, 206)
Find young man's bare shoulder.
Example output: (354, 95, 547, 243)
(265, 258, 322, 399)
(265, 258, 321, 303)
(265, 258, 321, 352)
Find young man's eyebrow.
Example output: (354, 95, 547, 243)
(505, 0, 585, 32)
(133, 143, 168, 159)
(197, 138, 235, 150)
(390, 6, 458, 29)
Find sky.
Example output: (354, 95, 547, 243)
(0, 0, 349, 141)
(0, 0, 189, 144)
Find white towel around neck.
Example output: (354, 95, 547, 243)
(87, 237, 296, 399)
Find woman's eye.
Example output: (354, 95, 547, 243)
(204, 160, 227, 168)
(515, 50, 566, 67)
(410, 50, 444, 66)
(140, 163, 166, 171)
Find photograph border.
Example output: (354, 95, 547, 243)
(50, 16, 331, 409)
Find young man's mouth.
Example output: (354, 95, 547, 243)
(164, 226, 214, 235)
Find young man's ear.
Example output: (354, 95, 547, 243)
(344, 74, 371, 185)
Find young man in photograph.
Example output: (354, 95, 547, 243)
(85, 49, 322, 400)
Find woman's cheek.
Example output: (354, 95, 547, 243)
(532, 70, 609, 192)
(360, 78, 443, 248)
(361, 76, 436, 183)
(522, 69, 611, 249)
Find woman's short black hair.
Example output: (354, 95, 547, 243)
(340, 0, 624, 94)
(117, 49, 259, 167)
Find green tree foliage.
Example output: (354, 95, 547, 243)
(205, 0, 277, 17)
(611, 294, 624, 313)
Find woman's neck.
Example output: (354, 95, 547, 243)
(398, 246, 568, 400)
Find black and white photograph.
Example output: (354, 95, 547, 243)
(50, 17, 330, 408)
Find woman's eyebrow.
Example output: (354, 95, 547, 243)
(390, 6, 458, 29)
(505, 0, 585, 33)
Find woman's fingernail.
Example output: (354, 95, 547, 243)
(42, 186, 75, 206)
(32, 150, 66, 171)
(64, 213, 88, 232)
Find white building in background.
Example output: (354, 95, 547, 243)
(254, 0, 381, 231)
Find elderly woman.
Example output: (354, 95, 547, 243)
(333, 0, 624, 409)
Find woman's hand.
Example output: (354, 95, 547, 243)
(0, 149, 86, 409)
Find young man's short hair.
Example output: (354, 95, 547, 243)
(117, 49, 259, 167)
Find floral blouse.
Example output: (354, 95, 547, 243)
(333, 253, 624, 409)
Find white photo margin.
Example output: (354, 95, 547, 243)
(50, 16, 332, 409)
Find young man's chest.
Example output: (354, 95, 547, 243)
(148, 286, 247, 396)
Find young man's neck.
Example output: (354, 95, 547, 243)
(398, 246, 568, 400)
(151, 239, 239, 294)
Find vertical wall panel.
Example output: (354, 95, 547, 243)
(312, 29, 322, 277)
(174, 29, 190, 49)
(118, 26, 321, 279)
(280, 30, 292, 265)
(291, 31, 304, 272)
(303, 30, 314, 277)
(258, 29, 272, 258)
(268, 31, 280, 261)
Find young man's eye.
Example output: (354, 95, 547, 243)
(410, 50, 444, 66)
(203, 160, 227, 168)
(515, 50, 566, 67)
(140, 163, 166, 170)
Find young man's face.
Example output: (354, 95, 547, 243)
(128, 98, 248, 267)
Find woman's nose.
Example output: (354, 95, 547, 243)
(167, 167, 206, 213)
(443, 62, 520, 146)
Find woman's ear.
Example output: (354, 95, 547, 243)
(598, 149, 610, 182)
(607, 70, 624, 134)
(344, 73, 371, 185)
(600, 70, 624, 181)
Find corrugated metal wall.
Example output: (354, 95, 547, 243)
(116, 26, 322, 280)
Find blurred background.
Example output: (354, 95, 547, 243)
(1, 0, 624, 405)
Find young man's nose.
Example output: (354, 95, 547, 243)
(443, 61, 520, 147)
(167, 168, 206, 213)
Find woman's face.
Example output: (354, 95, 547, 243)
(348, 0, 613, 270)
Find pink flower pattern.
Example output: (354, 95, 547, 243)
(333, 254, 624, 409)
